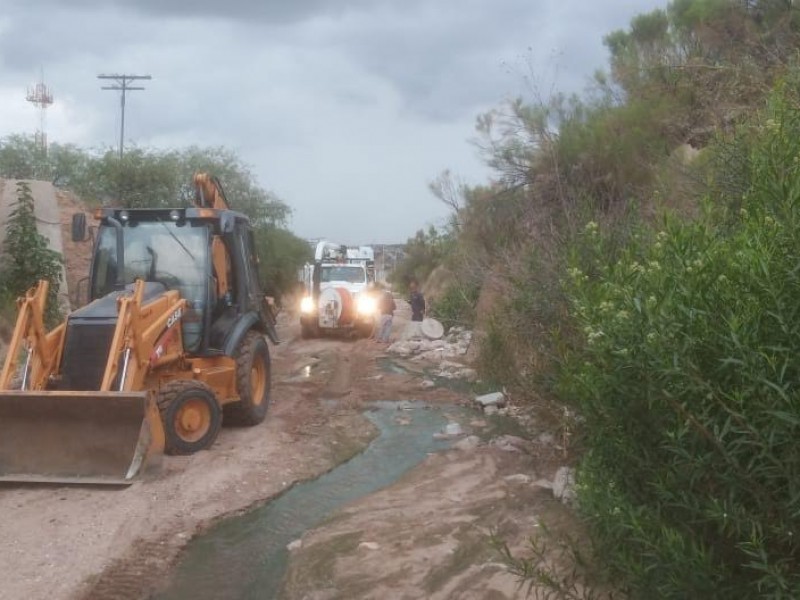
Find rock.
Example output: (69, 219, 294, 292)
(453, 435, 481, 451)
(287, 539, 303, 551)
(475, 391, 506, 408)
(358, 541, 381, 551)
(532, 478, 553, 490)
(537, 432, 556, 446)
(421, 318, 445, 340)
(469, 419, 487, 428)
(504, 473, 532, 484)
(456, 368, 478, 381)
(420, 379, 436, 389)
(400, 321, 424, 340)
(490, 435, 530, 453)
(483, 405, 499, 416)
(444, 422, 463, 436)
(552, 466, 576, 505)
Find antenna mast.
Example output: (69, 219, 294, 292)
(25, 69, 54, 154)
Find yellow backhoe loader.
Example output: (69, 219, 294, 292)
(0, 173, 279, 485)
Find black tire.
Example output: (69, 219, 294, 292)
(157, 380, 222, 455)
(300, 321, 316, 339)
(224, 331, 271, 426)
(356, 320, 375, 339)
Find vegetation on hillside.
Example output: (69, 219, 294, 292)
(0, 138, 310, 303)
(0, 181, 64, 328)
(394, 0, 800, 596)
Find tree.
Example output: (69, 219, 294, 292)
(1, 182, 63, 326)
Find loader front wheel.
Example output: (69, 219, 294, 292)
(158, 380, 222, 455)
(224, 331, 271, 426)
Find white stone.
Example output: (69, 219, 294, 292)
(443, 422, 464, 436)
(287, 539, 303, 551)
(420, 379, 436, 389)
(504, 474, 532, 484)
(475, 392, 506, 408)
(421, 318, 445, 339)
(483, 405, 499, 416)
(358, 542, 381, 551)
(552, 466, 576, 505)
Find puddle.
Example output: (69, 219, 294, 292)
(153, 402, 468, 600)
(283, 358, 321, 383)
(376, 357, 475, 394)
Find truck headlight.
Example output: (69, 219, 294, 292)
(357, 295, 377, 315)
(300, 296, 315, 314)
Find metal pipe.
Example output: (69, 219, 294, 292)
(118, 347, 131, 392)
(20, 345, 32, 391)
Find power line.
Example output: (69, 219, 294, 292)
(97, 73, 151, 160)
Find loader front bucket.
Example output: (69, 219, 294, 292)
(0, 391, 164, 485)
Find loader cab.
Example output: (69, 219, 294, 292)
(87, 207, 273, 356)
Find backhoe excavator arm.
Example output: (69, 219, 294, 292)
(0, 280, 65, 391)
(193, 172, 231, 210)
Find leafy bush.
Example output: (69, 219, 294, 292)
(429, 281, 480, 329)
(1, 182, 64, 327)
(559, 91, 800, 598)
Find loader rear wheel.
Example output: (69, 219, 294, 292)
(158, 381, 222, 455)
(224, 331, 271, 427)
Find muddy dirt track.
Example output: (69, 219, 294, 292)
(0, 308, 585, 600)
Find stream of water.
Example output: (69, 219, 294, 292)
(153, 401, 463, 600)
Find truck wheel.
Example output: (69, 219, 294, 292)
(225, 331, 271, 426)
(157, 380, 222, 455)
(357, 321, 375, 339)
(300, 320, 317, 339)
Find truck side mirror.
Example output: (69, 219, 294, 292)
(71, 213, 87, 242)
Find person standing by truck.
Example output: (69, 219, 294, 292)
(375, 286, 396, 343)
(409, 279, 426, 322)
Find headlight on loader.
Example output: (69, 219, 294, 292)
(300, 296, 315, 314)
(357, 295, 377, 315)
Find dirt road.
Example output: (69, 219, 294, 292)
(0, 307, 586, 600)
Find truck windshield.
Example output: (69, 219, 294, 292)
(91, 220, 208, 302)
(321, 265, 365, 284)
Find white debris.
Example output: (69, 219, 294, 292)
(444, 422, 464, 436)
(420, 379, 436, 389)
(421, 318, 445, 340)
(287, 539, 303, 551)
(490, 435, 530, 453)
(504, 473, 532, 484)
(475, 392, 506, 408)
(387, 325, 476, 380)
(358, 542, 381, 551)
(552, 466, 576, 505)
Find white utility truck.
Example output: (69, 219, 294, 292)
(299, 240, 377, 338)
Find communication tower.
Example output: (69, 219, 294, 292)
(26, 71, 54, 152)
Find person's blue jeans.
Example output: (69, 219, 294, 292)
(376, 314, 393, 342)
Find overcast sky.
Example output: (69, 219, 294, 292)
(0, 0, 663, 243)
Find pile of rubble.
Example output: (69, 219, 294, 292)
(388, 326, 472, 361)
(388, 325, 477, 380)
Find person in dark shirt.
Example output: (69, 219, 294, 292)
(409, 279, 426, 322)
(375, 287, 396, 343)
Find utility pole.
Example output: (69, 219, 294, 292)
(97, 74, 151, 160)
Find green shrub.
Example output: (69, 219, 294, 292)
(430, 282, 480, 329)
(559, 90, 800, 598)
(1, 182, 64, 327)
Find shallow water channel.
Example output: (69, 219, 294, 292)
(153, 401, 465, 600)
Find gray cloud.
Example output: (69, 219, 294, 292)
(0, 0, 666, 242)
